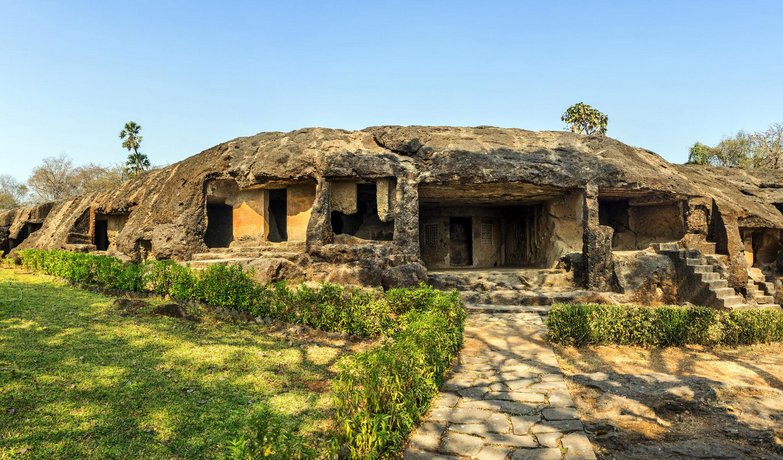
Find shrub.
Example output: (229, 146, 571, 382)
(547, 303, 783, 347)
(332, 291, 465, 459)
(192, 263, 261, 313)
(223, 406, 316, 460)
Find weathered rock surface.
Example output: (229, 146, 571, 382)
(3, 126, 783, 290)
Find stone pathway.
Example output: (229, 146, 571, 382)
(405, 312, 596, 460)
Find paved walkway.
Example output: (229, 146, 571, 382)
(404, 312, 596, 460)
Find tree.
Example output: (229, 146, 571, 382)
(26, 155, 126, 203)
(687, 122, 783, 169)
(713, 131, 753, 168)
(687, 142, 714, 165)
(561, 102, 608, 136)
(27, 155, 80, 202)
(751, 122, 783, 169)
(0, 175, 28, 210)
(74, 164, 126, 194)
(119, 121, 150, 176)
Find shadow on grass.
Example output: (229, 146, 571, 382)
(0, 270, 350, 459)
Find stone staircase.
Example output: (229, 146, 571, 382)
(747, 267, 779, 307)
(427, 268, 592, 313)
(186, 242, 306, 269)
(654, 242, 779, 309)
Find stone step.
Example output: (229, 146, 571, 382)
(706, 279, 728, 290)
(716, 296, 747, 308)
(185, 257, 255, 269)
(754, 295, 775, 304)
(459, 290, 586, 306)
(427, 268, 572, 293)
(691, 265, 714, 274)
(746, 287, 762, 297)
(686, 258, 705, 266)
(758, 281, 776, 295)
(699, 272, 721, 282)
(207, 242, 305, 252)
(465, 304, 550, 313)
(756, 303, 783, 310)
(712, 287, 736, 298)
(654, 242, 679, 252)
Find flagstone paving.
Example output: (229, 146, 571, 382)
(404, 312, 596, 460)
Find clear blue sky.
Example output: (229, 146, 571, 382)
(1, 1, 781, 181)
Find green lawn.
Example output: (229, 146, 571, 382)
(0, 268, 354, 459)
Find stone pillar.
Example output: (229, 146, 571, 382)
(716, 209, 749, 289)
(306, 178, 333, 251)
(393, 175, 420, 257)
(581, 184, 615, 291)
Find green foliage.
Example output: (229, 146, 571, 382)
(687, 122, 783, 169)
(687, 142, 714, 165)
(561, 102, 608, 136)
(224, 406, 316, 460)
(332, 294, 465, 459)
(194, 263, 261, 312)
(547, 303, 783, 347)
(15, 249, 467, 459)
(119, 121, 150, 176)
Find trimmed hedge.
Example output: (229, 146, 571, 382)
(10, 249, 465, 458)
(547, 302, 783, 347)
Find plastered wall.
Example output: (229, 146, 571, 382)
(287, 184, 316, 242)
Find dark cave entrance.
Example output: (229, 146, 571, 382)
(330, 183, 394, 241)
(448, 217, 473, 266)
(267, 189, 288, 242)
(205, 203, 234, 248)
(94, 219, 109, 251)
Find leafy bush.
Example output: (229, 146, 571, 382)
(223, 406, 316, 460)
(332, 292, 465, 459)
(548, 303, 783, 347)
(193, 263, 261, 312)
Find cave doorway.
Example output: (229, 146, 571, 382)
(267, 189, 287, 242)
(449, 217, 473, 266)
(9, 222, 43, 250)
(599, 199, 630, 235)
(205, 203, 233, 248)
(330, 183, 394, 241)
(94, 219, 109, 251)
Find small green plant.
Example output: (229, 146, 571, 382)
(224, 406, 316, 460)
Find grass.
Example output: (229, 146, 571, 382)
(0, 268, 358, 459)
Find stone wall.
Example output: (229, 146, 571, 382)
(287, 184, 316, 242)
(544, 191, 583, 266)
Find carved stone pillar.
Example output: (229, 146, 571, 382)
(393, 175, 420, 257)
(306, 178, 333, 251)
(581, 184, 615, 291)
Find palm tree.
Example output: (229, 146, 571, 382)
(125, 151, 151, 175)
(119, 121, 150, 176)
